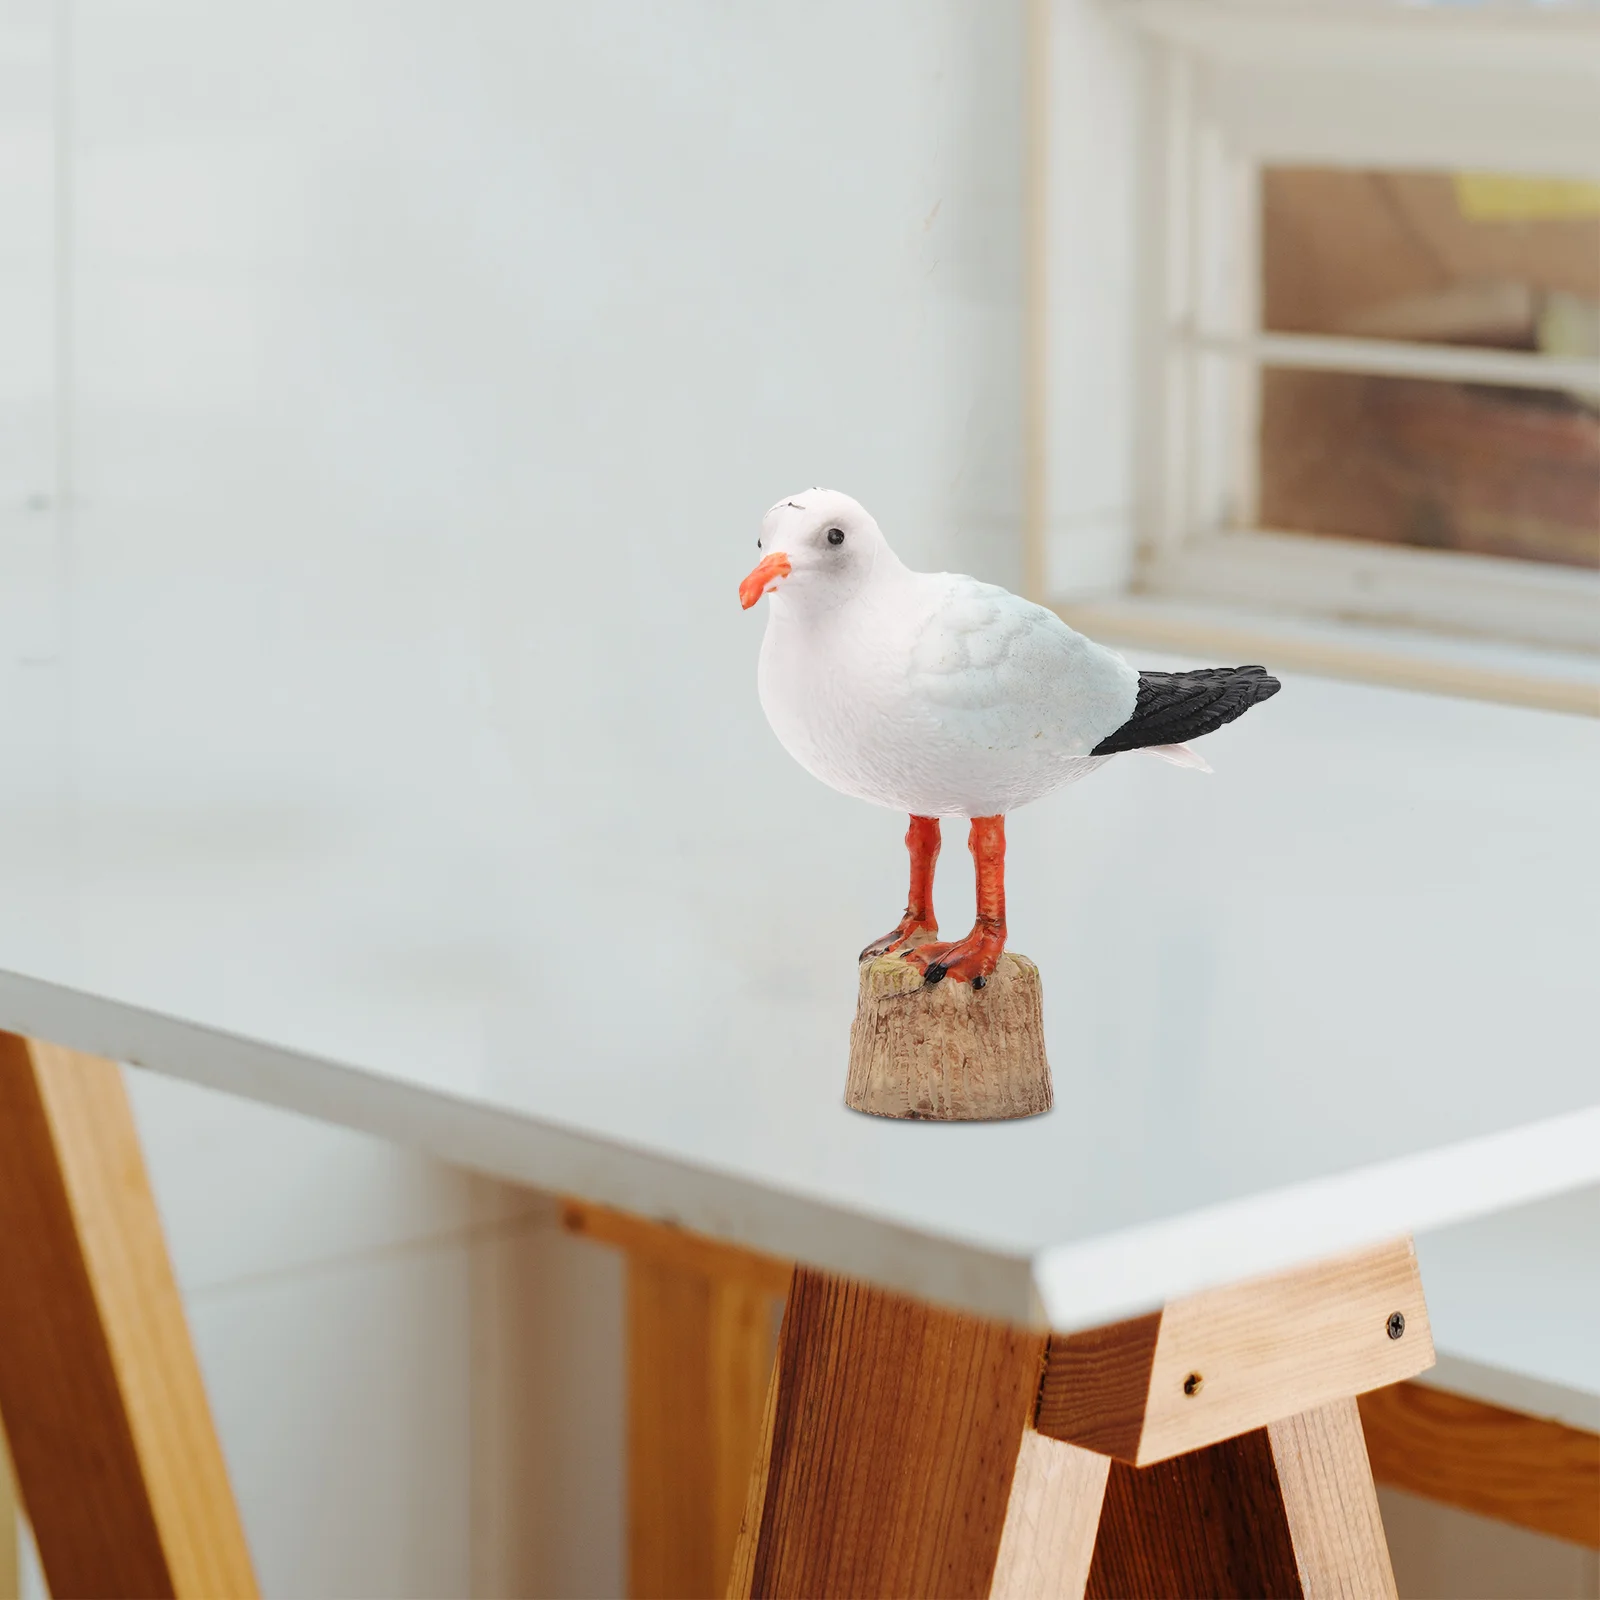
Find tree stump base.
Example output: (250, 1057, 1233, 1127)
(845, 952, 1053, 1121)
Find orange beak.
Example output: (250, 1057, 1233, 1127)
(739, 551, 791, 609)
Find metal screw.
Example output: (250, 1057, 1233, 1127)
(1387, 1312, 1406, 1340)
(1183, 1371, 1204, 1397)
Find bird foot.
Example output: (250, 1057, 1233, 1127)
(859, 917, 938, 963)
(903, 927, 1006, 988)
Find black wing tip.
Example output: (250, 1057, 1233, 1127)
(1237, 665, 1282, 702)
(1089, 663, 1282, 756)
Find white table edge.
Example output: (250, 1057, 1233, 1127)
(4, 965, 1597, 1342)
(1028, 1103, 1600, 1332)
(0, 966, 1041, 1321)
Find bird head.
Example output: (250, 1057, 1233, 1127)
(739, 490, 891, 614)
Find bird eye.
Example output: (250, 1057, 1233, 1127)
(756, 538, 762, 548)
(827, 527, 845, 546)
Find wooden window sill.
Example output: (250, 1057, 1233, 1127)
(1053, 595, 1600, 718)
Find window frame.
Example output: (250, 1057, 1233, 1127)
(1114, 0, 1600, 656)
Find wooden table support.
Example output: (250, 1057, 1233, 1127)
(0, 1422, 18, 1600)
(730, 1241, 1436, 1599)
(1358, 1381, 1600, 1549)
(562, 1200, 791, 1599)
(0, 1033, 257, 1600)
(567, 1202, 1597, 1598)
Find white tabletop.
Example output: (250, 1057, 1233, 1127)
(1416, 1186, 1600, 1425)
(1, 584, 1596, 1333)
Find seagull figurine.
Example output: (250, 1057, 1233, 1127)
(740, 489, 1280, 988)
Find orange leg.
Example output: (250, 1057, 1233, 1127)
(905, 816, 1006, 986)
(859, 815, 942, 960)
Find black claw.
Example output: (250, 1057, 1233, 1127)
(923, 962, 948, 986)
(971, 974, 986, 989)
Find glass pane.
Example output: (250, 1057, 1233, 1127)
(1263, 168, 1600, 352)
(1259, 368, 1600, 569)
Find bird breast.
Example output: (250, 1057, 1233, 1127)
(756, 574, 1137, 817)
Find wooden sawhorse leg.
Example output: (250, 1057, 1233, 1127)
(731, 1240, 1434, 1598)
(0, 1420, 18, 1600)
(562, 1200, 792, 1599)
(0, 1034, 257, 1599)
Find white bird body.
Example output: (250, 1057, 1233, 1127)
(757, 561, 1137, 818)
(740, 489, 1278, 984)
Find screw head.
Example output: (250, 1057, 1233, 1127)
(1387, 1311, 1406, 1340)
(1183, 1371, 1204, 1397)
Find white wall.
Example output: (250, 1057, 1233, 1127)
(2, 2, 1033, 1593)
(1045, 0, 1149, 599)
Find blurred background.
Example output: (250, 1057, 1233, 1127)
(0, 0, 1595, 1596)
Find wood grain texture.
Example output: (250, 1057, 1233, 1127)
(0, 1423, 17, 1600)
(1085, 1399, 1397, 1598)
(1035, 1312, 1162, 1461)
(629, 1258, 716, 1599)
(710, 1279, 781, 1592)
(726, 1345, 782, 1600)
(1269, 1399, 1396, 1599)
(737, 1267, 1048, 1598)
(572, 1199, 789, 1598)
(562, 1197, 795, 1298)
(628, 1258, 780, 1600)
(1086, 1429, 1306, 1598)
(1139, 1237, 1432, 1464)
(1037, 1237, 1433, 1466)
(0, 1034, 257, 1600)
(847, 952, 1052, 1121)
(1359, 1380, 1600, 1548)
(989, 1429, 1109, 1600)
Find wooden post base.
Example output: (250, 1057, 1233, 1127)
(846, 952, 1052, 1121)
(731, 1245, 1434, 1599)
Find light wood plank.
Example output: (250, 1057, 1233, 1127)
(562, 1197, 794, 1297)
(625, 1252, 783, 1599)
(726, 1337, 782, 1600)
(0, 1034, 256, 1599)
(629, 1256, 716, 1599)
(0, 1423, 18, 1600)
(1139, 1237, 1432, 1464)
(989, 1429, 1109, 1600)
(709, 1279, 778, 1587)
(1269, 1398, 1397, 1599)
(1037, 1237, 1434, 1465)
(1359, 1380, 1600, 1548)
(570, 1200, 790, 1598)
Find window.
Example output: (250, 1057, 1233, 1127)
(1259, 168, 1598, 572)
(1118, 1, 1600, 658)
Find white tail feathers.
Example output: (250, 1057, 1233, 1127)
(1142, 743, 1212, 773)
